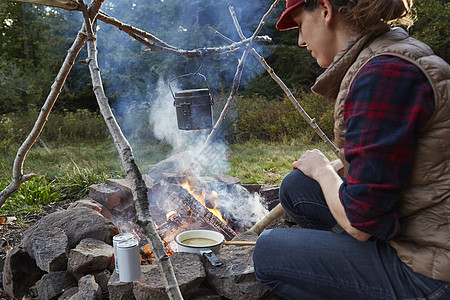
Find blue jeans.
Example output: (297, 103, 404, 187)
(253, 170, 450, 299)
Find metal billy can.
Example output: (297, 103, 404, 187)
(169, 72, 214, 131)
(116, 239, 142, 282)
(113, 232, 133, 274)
(174, 88, 213, 130)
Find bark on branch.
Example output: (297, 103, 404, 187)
(251, 49, 339, 156)
(96, 11, 272, 58)
(77, 1, 183, 299)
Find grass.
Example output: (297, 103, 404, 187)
(0, 136, 336, 217)
(228, 138, 336, 185)
(0, 140, 121, 217)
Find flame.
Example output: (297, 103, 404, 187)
(179, 180, 226, 223)
(140, 243, 173, 264)
(142, 244, 152, 255)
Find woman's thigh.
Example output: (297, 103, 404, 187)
(253, 228, 450, 300)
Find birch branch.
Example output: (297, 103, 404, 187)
(229, 6, 246, 40)
(96, 11, 271, 58)
(77, 1, 183, 299)
(0, 20, 88, 207)
(200, 1, 280, 152)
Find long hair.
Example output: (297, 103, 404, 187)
(303, 0, 414, 31)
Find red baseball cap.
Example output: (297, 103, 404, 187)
(276, 0, 305, 31)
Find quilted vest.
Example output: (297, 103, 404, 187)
(312, 27, 450, 282)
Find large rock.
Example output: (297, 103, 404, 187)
(259, 185, 280, 211)
(88, 184, 127, 211)
(68, 198, 114, 221)
(68, 238, 114, 274)
(36, 271, 77, 300)
(22, 207, 119, 249)
(58, 287, 78, 300)
(133, 252, 206, 300)
(92, 269, 112, 297)
(2, 246, 45, 299)
(108, 272, 136, 300)
(69, 275, 102, 300)
(22, 226, 69, 272)
(205, 232, 271, 300)
(88, 181, 138, 219)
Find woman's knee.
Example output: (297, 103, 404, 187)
(280, 170, 304, 203)
(279, 169, 318, 208)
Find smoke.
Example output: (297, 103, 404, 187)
(147, 78, 229, 174)
(94, 1, 277, 229)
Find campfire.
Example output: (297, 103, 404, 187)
(118, 163, 267, 265)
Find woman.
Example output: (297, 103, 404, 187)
(253, 0, 450, 299)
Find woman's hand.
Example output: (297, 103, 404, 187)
(292, 149, 335, 180)
(292, 149, 371, 242)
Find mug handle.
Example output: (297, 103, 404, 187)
(201, 250, 223, 267)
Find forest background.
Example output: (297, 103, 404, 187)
(0, 0, 449, 217)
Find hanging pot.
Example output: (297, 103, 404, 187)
(169, 73, 214, 130)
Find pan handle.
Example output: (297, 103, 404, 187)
(201, 250, 223, 267)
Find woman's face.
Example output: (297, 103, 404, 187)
(291, 5, 339, 68)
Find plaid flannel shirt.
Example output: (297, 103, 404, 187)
(339, 56, 435, 240)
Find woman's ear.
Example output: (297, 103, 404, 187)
(320, 0, 334, 26)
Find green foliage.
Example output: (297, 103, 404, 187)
(54, 166, 110, 201)
(0, 176, 62, 215)
(0, 168, 113, 216)
(0, 2, 90, 113)
(233, 92, 333, 143)
(410, 0, 449, 63)
(0, 109, 108, 149)
(0, 141, 122, 216)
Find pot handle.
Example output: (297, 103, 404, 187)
(201, 250, 223, 267)
(168, 72, 214, 106)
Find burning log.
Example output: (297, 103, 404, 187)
(155, 184, 236, 242)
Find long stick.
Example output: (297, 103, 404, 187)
(248, 203, 285, 235)
(0, 19, 88, 207)
(200, 0, 281, 152)
(96, 11, 271, 58)
(250, 49, 339, 156)
(77, 1, 183, 299)
(223, 241, 256, 246)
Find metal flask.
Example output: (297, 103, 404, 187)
(116, 239, 142, 282)
(113, 232, 134, 274)
(170, 73, 214, 130)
